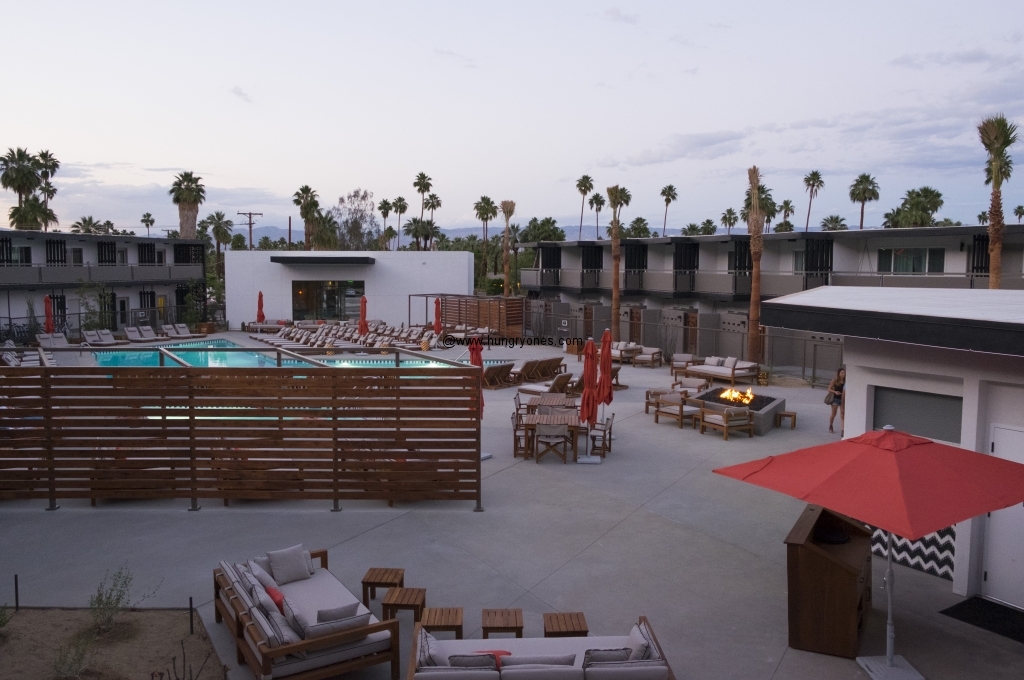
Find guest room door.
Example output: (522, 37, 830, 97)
(984, 425, 1024, 610)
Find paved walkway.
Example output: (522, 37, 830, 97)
(1, 336, 1021, 679)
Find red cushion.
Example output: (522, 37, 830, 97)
(265, 586, 285, 615)
(474, 651, 511, 669)
(277, 320, 287, 326)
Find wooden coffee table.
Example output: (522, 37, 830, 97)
(421, 607, 464, 639)
(382, 587, 427, 622)
(543, 612, 588, 637)
(481, 608, 524, 638)
(361, 567, 405, 606)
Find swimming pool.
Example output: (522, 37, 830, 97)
(93, 339, 511, 369)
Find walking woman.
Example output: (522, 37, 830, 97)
(826, 368, 846, 434)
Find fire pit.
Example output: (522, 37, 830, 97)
(696, 387, 787, 436)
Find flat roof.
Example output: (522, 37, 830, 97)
(269, 255, 375, 265)
(762, 287, 1024, 357)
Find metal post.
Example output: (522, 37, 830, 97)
(189, 596, 194, 634)
(277, 350, 282, 368)
(14, 574, 18, 611)
(159, 352, 165, 367)
(886, 531, 895, 667)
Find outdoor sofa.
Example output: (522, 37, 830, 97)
(214, 545, 399, 680)
(632, 346, 663, 368)
(606, 341, 642, 364)
(679, 356, 759, 387)
(409, 618, 674, 680)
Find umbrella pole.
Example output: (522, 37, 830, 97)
(886, 531, 895, 667)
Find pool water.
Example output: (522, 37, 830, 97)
(93, 339, 511, 369)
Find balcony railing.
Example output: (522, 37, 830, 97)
(0, 264, 204, 286)
(693, 271, 752, 296)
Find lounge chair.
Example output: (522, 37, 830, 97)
(97, 329, 130, 345)
(175, 324, 207, 338)
(138, 325, 162, 340)
(534, 357, 566, 381)
(564, 374, 586, 397)
(50, 332, 73, 348)
(517, 372, 574, 396)
(82, 330, 117, 347)
(35, 333, 53, 347)
(161, 324, 185, 338)
(510, 359, 541, 383)
(124, 327, 163, 344)
(481, 364, 504, 389)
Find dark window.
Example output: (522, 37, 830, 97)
(540, 247, 562, 270)
(14, 246, 31, 264)
(878, 249, 892, 273)
(173, 243, 205, 264)
(49, 294, 66, 327)
(927, 248, 945, 273)
(971, 235, 989, 274)
(0, 238, 11, 264)
(139, 291, 156, 309)
(45, 239, 66, 265)
(97, 241, 117, 265)
(624, 244, 648, 270)
(156, 250, 165, 265)
(292, 280, 365, 321)
(673, 243, 699, 271)
(581, 246, 603, 270)
(873, 386, 962, 444)
(878, 248, 941, 274)
(804, 239, 833, 274)
(138, 243, 156, 265)
(71, 248, 83, 265)
(731, 242, 752, 273)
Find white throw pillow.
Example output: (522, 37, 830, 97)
(267, 545, 312, 585)
(303, 550, 316, 575)
(707, 357, 724, 367)
(723, 357, 738, 369)
(318, 602, 359, 622)
(627, 624, 650, 660)
(248, 560, 278, 591)
(303, 612, 372, 639)
(251, 556, 272, 575)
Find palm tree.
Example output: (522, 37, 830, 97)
(380, 225, 398, 250)
(606, 185, 631, 341)
(378, 198, 392, 247)
(292, 185, 319, 250)
(8, 195, 55, 230)
(36, 150, 59, 220)
(576, 175, 594, 239)
(1014, 205, 1024, 223)
(746, 167, 765, 363)
(721, 208, 738, 234)
(699, 219, 717, 235)
(848, 174, 880, 229)
(168, 171, 206, 240)
(977, 211, 989, 225)
(589, 192, 605, 238)
(413, 172, 432, 219)
(500, 200, 516, 296)
(425, 193, 442, 222)
(140, 212, 155, 237)
(205, 211, 234, 279)
(978, 114, 1018, 289)
(71, 216, 104, 234)
(392, 197, 408, 248)
(403, 217, 428, 250)
(473, 196, 498, 284)
(803, 170, 824, 231)
(311, 210, 339, 250)
(0, 147, 41, 208)
(820, 215, 848, 231)
(660, 185, 678, 236)
(423, 219, 441, 249)
(744, 184, 774, 230)
(509, 223, 522, 287)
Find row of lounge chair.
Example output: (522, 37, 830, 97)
(481, 357, 568, 389)
(250, 323, 443, 352)
(2, 339, 53, 367)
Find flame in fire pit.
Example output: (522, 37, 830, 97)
(721, 388, 755, 405)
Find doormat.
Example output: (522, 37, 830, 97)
(940, 597, 1024, 644)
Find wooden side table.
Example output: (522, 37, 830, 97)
(361, 567, 405, 606)
(422, 607, 464, 639)
(381, 587, 427, 622)
(775, 411, 797, 430)
(543, 612, 588, 638)
(481, 608, 524, 638)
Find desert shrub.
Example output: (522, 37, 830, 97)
(0, 604, 10, 629)
(88, 566, 159, 634)
(52, 633, 93, 680)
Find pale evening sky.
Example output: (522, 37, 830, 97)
(2, 1, 1023, 236)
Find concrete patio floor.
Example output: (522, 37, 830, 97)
(1, 334, 1022, 679)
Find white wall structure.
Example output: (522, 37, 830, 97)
(224, 250, 473, 329)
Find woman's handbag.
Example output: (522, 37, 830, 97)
(824, 391, 834, 405)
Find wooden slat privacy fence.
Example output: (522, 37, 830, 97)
(441, 296, 524, 338)
(0, 365, 482, 510)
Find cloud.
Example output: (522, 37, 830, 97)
(604, 8, 637, 24)
(433, 49, 476, 69)
(890, 49, 1019, 70)
(230, 86, 252, 103)
(620, 131, 749, 166)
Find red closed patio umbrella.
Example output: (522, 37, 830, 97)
(713, 427, 1024, 677)
(596, 329, 613, 407)
(358, 295, 369, 335)
(579, 339, 598, 427)
(43, 296, 54, 334)
(433, 297, 442, 335)
(468, 335, 484, 416)
(256, 291, 266, 324)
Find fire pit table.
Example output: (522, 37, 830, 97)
(696, 387, 786, 436)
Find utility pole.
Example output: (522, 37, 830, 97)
(237, 211, 263, 250)
(288, 216, 292, 247)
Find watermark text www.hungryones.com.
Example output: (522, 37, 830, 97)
(440, 336, 587, 349)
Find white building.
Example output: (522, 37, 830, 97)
(224, 250, 474, 329)
(763, 286, 1024, 610)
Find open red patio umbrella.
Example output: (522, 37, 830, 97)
(358, 295, 369, 335)
(713, 427, 1024, 677)
(579, 339, 598, 427)
(43, 296, 54, 334)
(468, 335, 484, 416)
(596, 329, 613, 407)
(256, 291, 265, 324)
(433, 298, 442, 335)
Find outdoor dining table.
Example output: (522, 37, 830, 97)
(521, 413, 585, 461)
(526, 395, 578, 413)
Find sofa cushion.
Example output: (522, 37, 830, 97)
(250, 560, 279, 590)
(638, 622, 660, 660)
(268, 615, 391, 678)
(302, 550, 315, 575)
(432, 637, 632, 666)
(723, 357, 738, 369)
(415, 672, 499, 680)
(268, 610, 305, 653)
(627, 626, 649, 661)
(253, 584, 278, 616)
(268, 545, 311, 586)
(503, 655, 576, 668)
(503, 667, 584, 680)
(735, 361, 758, 371)
(240, 568, 264, 597)
(584, 660, 667, 680)
(704, 356, 723, 367)
(583, 649, 631, 666)
(450, 654, 497, 670)
(250, 607, 280, 648)
(278, 568, 363, 623)
(319, 602, 360, 622)
(303, 612, 372, 639)
(252, 556, 272, 575)
(219, 560, 241, 585)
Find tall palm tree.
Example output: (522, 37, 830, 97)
(423, 219, 441, 250)
(168, 171, 206, 240)
(1014, 205, 1024, 223)
(311, 210, 339, 250)
(606, 185, 631, 341)
(403, 217, 429, 250)
(803, 170, 824, 231)
(413, 172, 432, 219)
(778, 199, 796, 223)
(36, 150, 59, 218)
(500, 200, 516, 296)
(473, 196, 498, 284)
(977, 211, 989, 225)
(380, 225, 397, 250)
(660, 185, 678, 236)
(378, 198, 392, 247)
(848, 173, 880, 229)
(576, 175, 594, 239)
(746, 167, 765, 363)
(721, 208, 738, 234)
(978, 114, 1018, 289)
(140, 212, 155, 237)
(205, 211, 234, 279)
(8, 195, 55, 230)
(589, 192, 605, 238)
(0, 147, 41, 208)
(509, 223, 522, 287)
(425, 193, 442, 222)
(292, 185, 319, 250)
(71, 216, 104, 234)
(392, 197, 408, 248)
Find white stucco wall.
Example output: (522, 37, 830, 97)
(843, 336, 1024, 597)
(224, 251, 473, 329)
